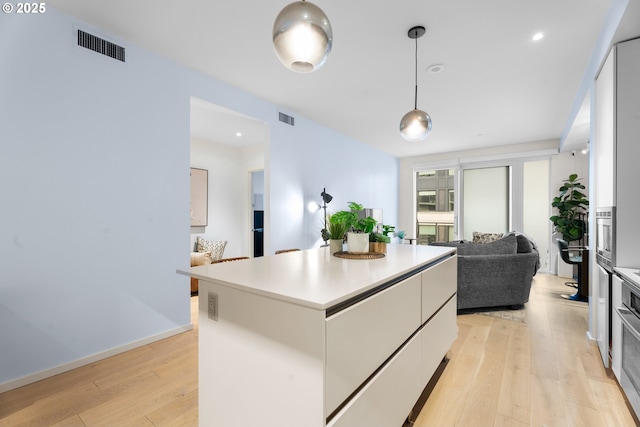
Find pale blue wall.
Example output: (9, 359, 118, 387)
(268, 114, 399, 251)
(0, 8, 398, 388)
(0, 10, 192, 388)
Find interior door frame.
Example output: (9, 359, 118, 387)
(249, 169, 265, 258)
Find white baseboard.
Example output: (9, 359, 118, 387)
(0, 323, 194, 393)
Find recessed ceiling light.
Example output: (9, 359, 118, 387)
(532, 33, 544, 41)
(427, 64, 444, 74)
(236, 132, 242, 137)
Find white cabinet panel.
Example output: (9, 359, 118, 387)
(615, 38, 640, 267)
(421, 297, 457, 384)
(325, 274, 422, 415)
(597, 266, 611, 368)
(594, 47, 615, 208)
(198, 281, 326, 427)
(327, 331, 423, 427)
(612, 274, 623, 379)
(421, 256, 457, 323)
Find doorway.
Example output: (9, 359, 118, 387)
(252, 170, 264, 257)
(189, 96, 267, 257)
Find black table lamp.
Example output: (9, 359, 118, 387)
(321, 187, 332, 245)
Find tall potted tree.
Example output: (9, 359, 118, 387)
(550, 173, 589, 242)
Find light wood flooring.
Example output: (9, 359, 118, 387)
(0, 274, 637, 426)
(415, 273, 638, 427)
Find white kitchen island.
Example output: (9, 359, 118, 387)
(178, 244, 457, 427)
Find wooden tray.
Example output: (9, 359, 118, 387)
(333, 251, 385, 260)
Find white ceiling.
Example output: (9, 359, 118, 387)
(190, 97, 267, 147)
(48, 0, 624, 158)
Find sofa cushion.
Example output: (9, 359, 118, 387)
(196, 237, 227, 261)
(504, 231, 538, 253)
(472, 231, 504, 244)
(506, 232, 540, 273)
(515, 234, 533, 253)
(461, 234, 516, 255)
(430, 235, 517, 255)
(191, 251, 212, 266)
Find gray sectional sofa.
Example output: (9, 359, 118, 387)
(431, 233, 539, 310)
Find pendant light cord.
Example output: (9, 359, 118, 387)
(414, 35, 418, 110)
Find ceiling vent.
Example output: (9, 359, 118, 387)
(77, 29, 125, 62)
(278, 112, 295, 126)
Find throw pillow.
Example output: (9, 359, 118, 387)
(472, 231, 504, 244)
(196, 237, 227, 261)
(191, 251, 212, 266)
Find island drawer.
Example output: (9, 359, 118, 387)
(325, 273, 422, 416)
(326, 329, 423, 427)
(421, 255, 457, 323)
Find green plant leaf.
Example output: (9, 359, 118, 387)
(550, 173, 589, 242)
(348, 201, 364, 211)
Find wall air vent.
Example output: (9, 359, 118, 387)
(77, 29, 125, 62)
(278, 112, 295, 126)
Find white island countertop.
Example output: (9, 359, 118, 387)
(178, 244, 456, 310)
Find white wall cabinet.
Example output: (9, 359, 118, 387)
(593, 37, 640, 377)
(595, 37, 640, 267)
(614, 38, 640, 268)
(184, 245, 457, 427)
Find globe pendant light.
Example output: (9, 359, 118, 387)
(273, 0, 333, 73)
(399, 26, 432, 141)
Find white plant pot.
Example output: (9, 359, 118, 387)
(347, 232, 369, 253)
(329, 239, 343, 254)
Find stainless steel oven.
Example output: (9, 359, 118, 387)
(616, 276, 640, 418)
(596, 206, 615, 272)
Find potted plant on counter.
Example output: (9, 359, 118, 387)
(332, 202, 377, 253)
(369, 224, 395, 253)
(327, 213, 348, 254)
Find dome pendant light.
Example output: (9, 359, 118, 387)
(273, 0, 333, 73)
(399, 26, 432, 141)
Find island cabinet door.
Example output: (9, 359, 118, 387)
(421, 255, 457, 323)
(420, 296, 457, 385)
(325, 273, 422, 416)
(326, 331, 423, 427)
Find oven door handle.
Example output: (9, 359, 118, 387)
(616, 307, 640, 342)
